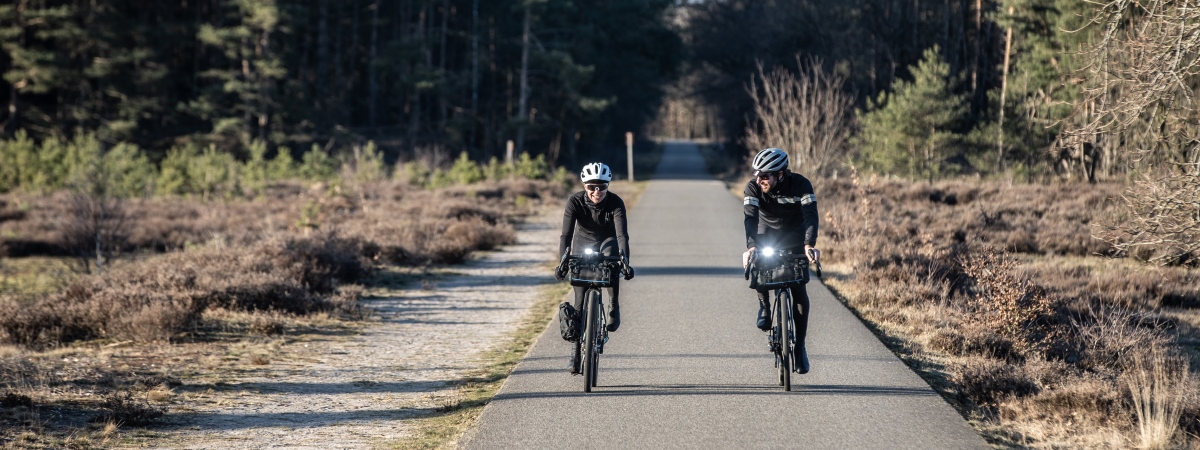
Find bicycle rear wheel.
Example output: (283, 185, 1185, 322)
(582, 289, 600, 392)
(777, 290, 792, 391)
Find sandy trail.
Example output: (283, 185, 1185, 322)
(160, 209, 559, 449)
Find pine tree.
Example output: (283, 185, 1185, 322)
(856, 46, 969, 181)
(190, 0, 285, 145)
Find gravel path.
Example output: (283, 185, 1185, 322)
(160, 209, 559, 449)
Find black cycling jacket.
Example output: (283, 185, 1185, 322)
(559, 191, 630, 259)
(743, 172, 819, 250)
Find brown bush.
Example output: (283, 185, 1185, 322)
(953, 358, 1040, 407)
(997, 374, 1123, 428)
(959, 247, 1056, 355)
(0, 232, 372, 348)
(90, 390, 164, 427)
(0, 179, 560, 260)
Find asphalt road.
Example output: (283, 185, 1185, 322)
(461, 141, 988, 449)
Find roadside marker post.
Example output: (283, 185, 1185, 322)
(626, 132, 634, 181)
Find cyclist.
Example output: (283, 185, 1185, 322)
(555, 162, 635, 373)
(742, 148, 820, 374)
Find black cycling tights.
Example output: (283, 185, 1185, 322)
(758, 286, 810, 346)
(572, 237, 620, 310)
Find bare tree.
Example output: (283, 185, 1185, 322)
(59, 164, 128, 274)
(743, 57, 854, 177)
(1065, 0, 1200, 265)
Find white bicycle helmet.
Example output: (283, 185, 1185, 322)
(580, 162, 613, 183)
(752, 148, 789, 175)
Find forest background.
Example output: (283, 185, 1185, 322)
(3, 0, 1200, 448)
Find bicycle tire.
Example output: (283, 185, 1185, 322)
(583, 289, 600, 392)
(590, 290, 602, 387)
(777, 289, 792, 391)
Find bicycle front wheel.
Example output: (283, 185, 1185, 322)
(777, 289, 792, 391)
(582, 289, 600, 392)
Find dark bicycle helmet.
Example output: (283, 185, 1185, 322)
(752, 148, 789, 175)
(580, 162, 613, 183)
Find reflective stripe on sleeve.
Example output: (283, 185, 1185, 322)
(800, 194, 816, 205)
(744, 197, 760, 206)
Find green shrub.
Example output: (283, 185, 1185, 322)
(299, 144, 337, 181)
(449, 152, 485, 185)
(552, 166, 575, 190)
(427, 168, 454, 189)
(268, 146, 297, 180)
(350, 141, 386, 183)
(0, 130, 37, 192)
(243, 139, 270, 194)
(513, 152, 549, 179)
(400, 161, 431, 186)
(483, 156, 511, 181)
(34, 137, 69, 190)
(190, 144, 239, 200)
(156, 145, 196, 196)
(102, 142, 156, 197)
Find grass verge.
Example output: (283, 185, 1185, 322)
(389, 282, 570, 449)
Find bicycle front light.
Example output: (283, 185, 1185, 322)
(763, 247, 776, 257)
(584, 248, 594, 255)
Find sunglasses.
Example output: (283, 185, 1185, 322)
(585, 184, 609, 192)
(756, 172, 779, 180)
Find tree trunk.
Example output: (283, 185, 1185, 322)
(408, 4, 427, 146)
(333, 0, 345, 126)
(516, 2, 531, 154)
(470, 0, 479, 149)
(997, 6, 1013, 172)
(438, 0, 449, 132)
(316, 0, 330, 129)
(1, 0, 28, 135)
(971, 0, 983, 111)
(368, 0, 379, 128)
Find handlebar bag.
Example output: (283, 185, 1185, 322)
(569, 262, 614, 288)
(752, 257, 809, 290)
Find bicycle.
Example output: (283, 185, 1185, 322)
(744, 246, 811, 391)
(559, 248, 626, 393)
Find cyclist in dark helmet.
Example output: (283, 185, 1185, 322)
(555, 162, 635, 373)
(742, 148, 820, 374)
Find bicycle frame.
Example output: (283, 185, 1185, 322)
(562, 249, 622, 393)
(745, 247, 807, 391)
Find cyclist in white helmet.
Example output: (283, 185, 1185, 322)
(555, 162, 634, 374)
(743, 148, 820, 374)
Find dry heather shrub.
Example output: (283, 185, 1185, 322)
(248, 312, 286, 336)
(953, 358, 1040, 407)
(959, 247, 1055, 355)
(0, 232, 372, 348)
(958, 325, 1016, 360)
(997, 373, 1124, 430)
(1026, 264, 1200, 310)
(145, 384, 174, 403)
(926, 328, 966, 355)
(90, 390, 164, 427)
(1070, 308, 1173, 375)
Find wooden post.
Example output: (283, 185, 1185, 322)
(506, 140, 514, 165)
(625, 132, 634, 181)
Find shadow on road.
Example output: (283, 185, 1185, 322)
(492, 383, 937, 400)
(635, 266, 741, 277)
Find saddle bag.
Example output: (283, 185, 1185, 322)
(559, 302, 580, 342)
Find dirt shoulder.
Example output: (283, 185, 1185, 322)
(143, 207, 561, 449)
